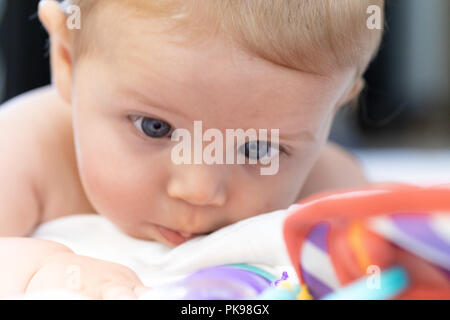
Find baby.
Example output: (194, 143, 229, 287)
(0, 0, 384, 299)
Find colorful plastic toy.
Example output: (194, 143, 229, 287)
(322, 266, 409, 300)
(141, 264, 277, 300)
(283, 184, 450, 299)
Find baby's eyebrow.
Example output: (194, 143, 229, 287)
(278, 130, 316, 143)
(121, 85, 190, 119)
(120, 85, 315, 143)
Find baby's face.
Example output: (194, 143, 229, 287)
(70, 11, 357, 246)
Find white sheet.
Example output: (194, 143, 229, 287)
(9, 204, 300, 299)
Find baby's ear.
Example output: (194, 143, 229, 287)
(39, 0, 73, 105)
(335, 77, 365, 112)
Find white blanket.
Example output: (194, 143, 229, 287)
(10, 204, 300, 299)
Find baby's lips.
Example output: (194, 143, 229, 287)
(179, 231, 193, 238)
(156, 225, 193, 246)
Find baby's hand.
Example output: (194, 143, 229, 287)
(26, 252, 149, 299)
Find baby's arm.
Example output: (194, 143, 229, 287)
(0, 237, 148, 299)
(0, 87, 96, 236)
(0, 238, 71, 296)
(0, 115, 42, 236)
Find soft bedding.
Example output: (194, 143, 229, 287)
(9, 205, 300, 299)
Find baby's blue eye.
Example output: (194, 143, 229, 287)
(239, 141, 279, 160)
(133, 116, 172, 138)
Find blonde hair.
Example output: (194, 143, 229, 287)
(61, 0, 384, 75)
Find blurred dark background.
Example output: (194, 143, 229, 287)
(0, 0, 50, 103)
(0, 0, 449, 149)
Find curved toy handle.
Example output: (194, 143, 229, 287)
(283, 184, 450, 299)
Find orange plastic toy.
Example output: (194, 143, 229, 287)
(283, 184, 450, 299)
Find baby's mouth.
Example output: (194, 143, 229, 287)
(156, 225, 195, 246)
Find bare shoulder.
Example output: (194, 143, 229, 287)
(0, 86, 94, 234)
(298, 142, 369, 200)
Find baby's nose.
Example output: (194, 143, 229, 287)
(167, 164, 227, 207)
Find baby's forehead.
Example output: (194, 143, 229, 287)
(86, 21, 349, 122)
(107, 33, 341, 110)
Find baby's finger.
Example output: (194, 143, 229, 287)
(102, 284, 138, 300)
(134, 285, 151, 297)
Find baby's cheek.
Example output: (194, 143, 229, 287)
(79, 155, 144, 225)
(229, 172, 302, 222)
